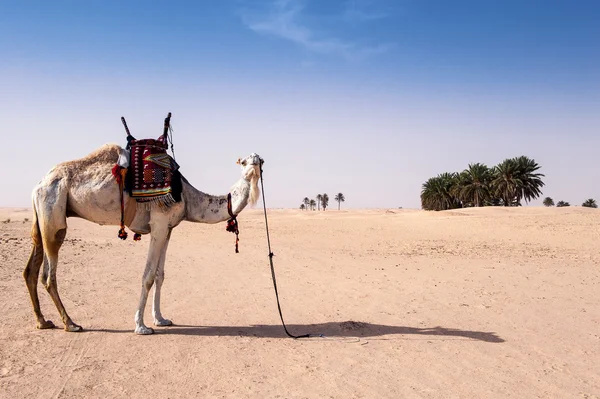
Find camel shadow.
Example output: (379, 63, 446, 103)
(93, 321, 504, 343)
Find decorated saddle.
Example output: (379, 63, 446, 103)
(124, 134, 181, 206)
(111, 113, 182, 240)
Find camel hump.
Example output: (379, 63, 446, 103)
(59, 143, 125, 168)
(36, 143, 125, 184)
(85, 143, 125, 161)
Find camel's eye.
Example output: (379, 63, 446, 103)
(241, 160, 247, 166)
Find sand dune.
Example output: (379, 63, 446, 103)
(1, 207, 598, 398)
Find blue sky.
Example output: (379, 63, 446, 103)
(2, 0, 599, 208)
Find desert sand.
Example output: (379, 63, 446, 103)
(0, 206, 598, 398)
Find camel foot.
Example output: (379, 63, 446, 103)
(135, 325, 154, 335)
(37, 320, 55, 330)
(154, 318, 172, 327)
(65, 323, 83, 332)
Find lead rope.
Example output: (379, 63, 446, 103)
(258, 162, 322, 339)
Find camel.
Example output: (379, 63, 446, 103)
(23, 143, 263, 335)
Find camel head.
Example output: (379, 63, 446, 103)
(237, 153, 263, 206)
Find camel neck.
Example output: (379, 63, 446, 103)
(182, 177, 251, 223)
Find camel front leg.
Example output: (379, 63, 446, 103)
(153, 229, 172, 326)
(134, 226, 169, 335)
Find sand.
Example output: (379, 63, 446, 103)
(0, 206, 598, 398)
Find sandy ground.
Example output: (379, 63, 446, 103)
(0, 206, 599, 398)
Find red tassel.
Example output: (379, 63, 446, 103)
(112, 165, 123, 182)
(133, 233, 141, 241)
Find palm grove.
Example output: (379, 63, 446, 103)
(421, 155, 598, 210)
(421, 156, 546, 210)
(300, 193, 346, 210)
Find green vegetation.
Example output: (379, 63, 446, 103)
(582, 198, 598, 208)
(543, 197, 555, 207)
(335, 193, 345, 210)
(421, 156, 545, 211)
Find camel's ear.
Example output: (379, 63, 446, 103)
(236, 158, 241, 165)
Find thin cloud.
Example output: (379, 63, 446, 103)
(343, 0, 390, 22)
(239, 0, 392, 60)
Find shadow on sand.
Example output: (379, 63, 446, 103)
(91, 321, 504, 343)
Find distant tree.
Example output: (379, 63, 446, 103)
(316, 194, 322, 211)
(421, 155, 545, 210)
(334, 193, 345, 210)
(543, 197, 555, 207)
(491, 156, 544, 206)
(303, 197, 310, 210)
(514, 156, 545, 204)
(300, 204, 306, 210)
(556, 200, 570, 207)
(321, 193, 329, 210)
(421, 172, 461, 211)
(454, 163, 493, 207)
(309, 199, 316, 210)
(582, 198, 598, 208)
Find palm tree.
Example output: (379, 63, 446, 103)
(543, 197, 554, 207)
(316, 194, 322, 211)
(513, 156, 545, 204)
(321, 193, 329, 210)
(309, 199, 317, 210)
(334, 193, 345, 210)
(421, 172, 461, 211)
(556, 200, 570, 207)
(582, 198, 598, 208)
(303, 197, 310, 210)
(456, 163, 492, 207)
(300, 204, 306, 210)
(491, 156, 544, 206)
(491, 158, 520, 206)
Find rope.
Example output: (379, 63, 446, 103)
(258, 162, 322, 339)
(168, 124, 176, 161)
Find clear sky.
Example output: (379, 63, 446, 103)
(2, 0, 599, 209)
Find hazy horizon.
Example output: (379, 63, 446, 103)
(3, 1, 599, 209)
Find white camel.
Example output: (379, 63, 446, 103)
(24, 143, 263, 335)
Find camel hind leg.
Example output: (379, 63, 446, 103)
(23, 209, 55, 329)
(42, 228, 82, 332)
(34, 179, 82, 332)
